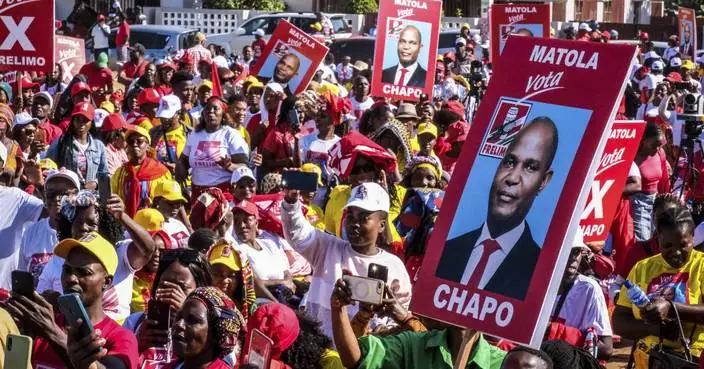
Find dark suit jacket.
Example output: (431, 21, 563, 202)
(381, 64, 427, 87)
(436, 223, 541, 300)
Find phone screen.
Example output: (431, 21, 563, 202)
(368, 263, 389, 283)
(282, 171, 318, 193)
(148, 301, 171, 330)
(98, 175, 111, 206)
(11, 271, 34, 298)
(247, 329, 273, 369)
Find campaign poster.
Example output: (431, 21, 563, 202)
(410, 36, 637, 347)
(579, 120, 645, 244)
(251, 20, 328, 96)
(678, 7, 697, 61)
(0, 0, 54, 73)
(370, 0, 442, 102)
(55, 36, 86, 84)
(490, 3, 551, 66)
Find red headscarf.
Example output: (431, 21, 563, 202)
(245, 303, 300, 360)
(327, 131, 397, 179)
(119, 157, 170, 217)
(190, 187, 230, 230)
(318, 91, 351, 126)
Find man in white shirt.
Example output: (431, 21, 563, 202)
(381, 25, 427, 87)
(336, 56, 353, 85)
(91, 14, 111, 62)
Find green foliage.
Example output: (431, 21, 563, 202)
(664, 0, 704, 17)
(455, 8, 463, 17)
(345, 0, 379, 14)
(203, 0, 284, 10)
(203, 0, 238, 8)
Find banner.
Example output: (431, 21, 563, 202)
(55, 36, 86, 84)
(370, 0, 442, 101)
(678, 7, 697, 61)
(410, 36, 636, 347)
(251, 20, 328, 96)
(579, 120, 645, 244)
(490, 3, 551, 66)
(0, 0, 54, 73)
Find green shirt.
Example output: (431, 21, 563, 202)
(357, 329, 506, 369)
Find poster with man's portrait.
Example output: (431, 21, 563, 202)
(410, 36, 637, 348)
(370, 0, 442, 102)
(251, 20, 328, 96)
(678, 7, 697, 61)
(490, 3, 550, 68)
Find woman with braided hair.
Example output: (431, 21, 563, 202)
(541, 340, 600, 369)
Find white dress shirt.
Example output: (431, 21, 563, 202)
(460, 221, 526, 288)
(394, 62, 418, 85)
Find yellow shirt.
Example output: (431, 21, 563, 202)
(137, 117, 161, 131)
(235, 124, 251, 146)
(304, 203, 325, 231)
(111, 163, 173, 208)
(321, 349, 345, 369)
(131, 274, 152, 313)
(155, 125, 188, 162)
(617, 250, 704, 357)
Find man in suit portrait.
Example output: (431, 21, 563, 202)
(436, 116, 559, 300)
(681, 23, 694, 58)
(272, 53, 300, 95)
(381, 25, 427, 87)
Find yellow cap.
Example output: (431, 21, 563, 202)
(417, 122, 438, 138)
(207, 240, 242, 272)
(247, 80, 264, 93)
(54, 232, 118, 276)
(100, 101, 115, 113)
(300, 163, 323, 186)
(154, 179, 187, 203)
(134, 208, 165, 232)
(39, 158, 58, 171)
(683, 59, 696, 70)
(125, 125, 152, 145)
(198, 80, 213, 92)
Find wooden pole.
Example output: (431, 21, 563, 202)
(453, 330, 481, 369)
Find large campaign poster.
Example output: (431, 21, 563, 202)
(370, 0, 442, 102)
(0, 0, 54, 73)
(410, 36, 637, 347)
(678, 7, 697, 61)
(490, 3, 551, 66)
(579, 120, 645, 244)
(55, 36, 86, 84)
(251, 20, 328, 96)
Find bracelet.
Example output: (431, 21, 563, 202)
(400, 314, 416, 325)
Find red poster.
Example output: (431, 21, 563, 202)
(0, 0, 54, 73)
(55, 36, 86, 84)
(251, 20, 328, 95)
(490, 3, 551, 66)
(410, 36, 636, 347)
(678, 7, 697, 61)
(370, 0, 442, 102)
(579, 120, 645, 244)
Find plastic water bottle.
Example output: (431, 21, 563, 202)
(624, 280, 650, 308)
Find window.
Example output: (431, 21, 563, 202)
(438, 32, 459, 50)
(330, 17, 351, 33)
(241, 17, 272, 35)
(575, 0, 584, 20)
(180, 31, 199, 50)
(603, 0, 613, 22)
(291, 17, 316, 33)
(330, 39, 374, 64)
(131, 31, 170, 50)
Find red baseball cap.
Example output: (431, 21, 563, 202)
(233, 200, 259, 219)
(97, 14, 106, 21)
(71, 102, 95, 121)
(71, 82, 91, 97)
(666, 72, 683, 82)
(445, 100, 466, 120)
(446, 121, 469, 144)
(19, 76, 38, 90)
(137, 88, 161, 105)
(102, 113, 133, 133)
(443, 52, 456, 62)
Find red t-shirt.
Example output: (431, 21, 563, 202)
(32, 316, 139, 369)
(638, 150, 666, 194)
(116, 21, 130, 47)
(78, 64, 113, 90)
(163, 358, 231, 369)
(252, 39, 267, 57)
(39, 120, 63, 145)
(262, 123, 294, 164)
(122, 60, 149, 80)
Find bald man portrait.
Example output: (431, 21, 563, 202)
(436, 117, 559, 301)
(382, 25, 427, 87)
(273, 53, 301, 94)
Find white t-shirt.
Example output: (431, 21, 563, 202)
(183, 126, 249, 186)
(19, 217, 57, 283)
(299, 134, 340, 167)
(348, 97, 374, 131)
(163, 218, 190, 248)
(40, 83, 68, 96)
(236, 236, 291, 281)
(91, 23, 110, 49)
(638, 74, 664, 93)
(0, 187, 43, 290)
(552, 274, 613, 336)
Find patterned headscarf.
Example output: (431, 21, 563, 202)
(0, 83, 12, 102)
(189, 188, 230, 230)
(260, 172, 282, 195)
(0, 103, 14, 129)
(404, 155, 442, 182)
(370, 120, 413, 171)
(60, 190, 99, 222)
(296, 90, 319, 113)
(187, 287, 246, 358)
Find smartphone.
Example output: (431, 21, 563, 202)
(148, 300, 171, 331)
(281, 170, 318, 193)
(4, 334, 32, 369)
(57, 293, 94, 337)
(246, 328, 273, 369)
(98, 174, 111, 207)
(342, 275, 385, 305)
(11, 271, 34, 298)
(287, 107, 301, 132)
(367, 263, 389, 283)
(35, 128, 46, 145)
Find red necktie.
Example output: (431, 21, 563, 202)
(397, 68, 408, 85)
(467, 239, 502, 288)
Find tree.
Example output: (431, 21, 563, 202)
(203, 0, 239, 8)
(346, 0, 378, 14)
(664, 0, 704, 17)
(203, 0, 284, 10)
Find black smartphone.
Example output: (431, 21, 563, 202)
(281, 171, 318, 193)
(11, 271, 34, 298)
(368, 263, 389, 283)
(98, 174, 111, 207)
(147, 300, 171, 330)
(287, 107, 301, 132)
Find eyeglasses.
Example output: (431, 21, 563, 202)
(160, 248, 201, 264)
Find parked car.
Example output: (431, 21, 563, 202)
(207, 12, 352, 56)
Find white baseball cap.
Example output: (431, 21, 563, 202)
(670, 57, 682, 67)
(455, 37, 467, 46)
(472, 34, 481, 43)
(651, 60, 665, 72)
(34, 91, 53, 107)
(12, 112, 38, 127)
(93, 108, 109, 128)
(644, 51, 660, 62)
(46, 168, 81, 190)
(344, 182, 390, 213)
(572, 227, 589, 250)
(157, 94, 182, 119)
(231, 166, 255, 184)
(253, 29, 265, 37)
(579, 23, 592, 32)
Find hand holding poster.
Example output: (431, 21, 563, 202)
(579, 121, 645, 243)
(490, 3, 551, 66)
(0, 0, 54, 73)
(251, 20, 328, 96)
(370, 0, 442, 101)
(678, 7, 697, 61)
(55, 36, 86, 84)
(410, 36, 636, 347)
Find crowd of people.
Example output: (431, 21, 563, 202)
(0, 10, 703, 369)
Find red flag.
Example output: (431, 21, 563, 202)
(210, 61, 223, 98)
